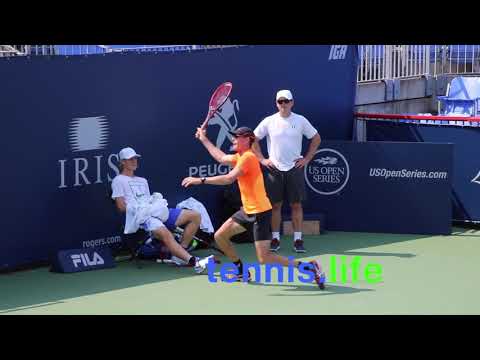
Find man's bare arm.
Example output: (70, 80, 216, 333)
(182, 166, 244, 187)
(115, 197, 127, 213)
(197, 127, 234, 165)
(252, 137, 277, 170)
(294, 133, 322, 168)
(304, 133, 321, 161)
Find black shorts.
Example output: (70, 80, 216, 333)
(231, 209, 272, 242)
(265, 166, 306, 204)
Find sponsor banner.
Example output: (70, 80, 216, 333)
(51, 247, 115, 273)
(302, 141, 453, 235)
(0, 46, 358, 270)
(366, 122, 480, 221)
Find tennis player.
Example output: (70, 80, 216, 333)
(181, 127, 326, 288)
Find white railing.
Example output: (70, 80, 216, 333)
(0, 45, 246, 57)
(441, 45, 480, 75)
(358, 45, 480, 83)
(0, 45, 28, 57)
(358, 45, 386, 82)
(105, 45, 243, 52)
(358, 45, 431, 82)
(106, 45, 196, 52)
(4, 45, 480, 81)
(52, 45, 108, 55)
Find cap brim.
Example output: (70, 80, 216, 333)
(125, 154, 141, 159)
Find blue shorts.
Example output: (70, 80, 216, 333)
(165, 207, 182, 231)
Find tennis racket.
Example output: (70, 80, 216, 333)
(200, 82, 233, 130)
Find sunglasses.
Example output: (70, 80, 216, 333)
(277, 99, 291, 104)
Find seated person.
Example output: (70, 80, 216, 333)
(111, 147, 210, 273)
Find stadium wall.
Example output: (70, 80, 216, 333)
(0, 45, 358, 271)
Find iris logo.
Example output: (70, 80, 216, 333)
(305, 148, 350, 195)
(58, 115, 119, 188)
(69, 116, 109, 152)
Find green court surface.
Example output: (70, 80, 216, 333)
(1, 227, 480, 315)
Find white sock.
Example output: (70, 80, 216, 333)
(294, 232, 302, 241)
(272, 232, 280, 240)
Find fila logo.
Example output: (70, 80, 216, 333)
(71, 252, 105, 268)
(328, 45, 348, 60)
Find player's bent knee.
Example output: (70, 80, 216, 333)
(214, 231, 226, 244)
(191, 211, 201, 224)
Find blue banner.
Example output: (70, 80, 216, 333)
(51, 247, 115, 273)
(302, 141, 453, 235)
(366, 122, 480, 222)
(0, 45, 358, 270)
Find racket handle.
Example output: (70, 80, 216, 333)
(200, 114, 211, 130)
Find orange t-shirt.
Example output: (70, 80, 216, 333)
(231, 150, 272, 214)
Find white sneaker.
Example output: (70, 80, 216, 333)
(194, 255, 214, 274)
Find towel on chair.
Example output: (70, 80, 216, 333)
(124, 193, 169, 234)
(176, 197, 215, 234)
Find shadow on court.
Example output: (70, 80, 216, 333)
(334, 251, 415, 258)
(0, 260, 197, 312)
(248, 281, 375, 296)
(273, 230, 424, 259)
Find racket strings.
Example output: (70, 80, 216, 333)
(210, 84, 232, 108)
(202, 82, 233, 129)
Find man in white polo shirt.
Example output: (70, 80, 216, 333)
(253, 90, 321, 253)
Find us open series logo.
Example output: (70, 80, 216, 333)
(304, 148, 350, 195)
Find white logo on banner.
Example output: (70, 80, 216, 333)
(314, 157, 338, 165)
(69, 116, 109, 152)
(59, 115, 119, 188)
(328, 45, 348, 60)
(71, 252, 105, 268)
(189, 97, 240, 177)
(208, 97, 240, 149)
(304, 148, 350, 195)
(471, 170, 480, 185)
